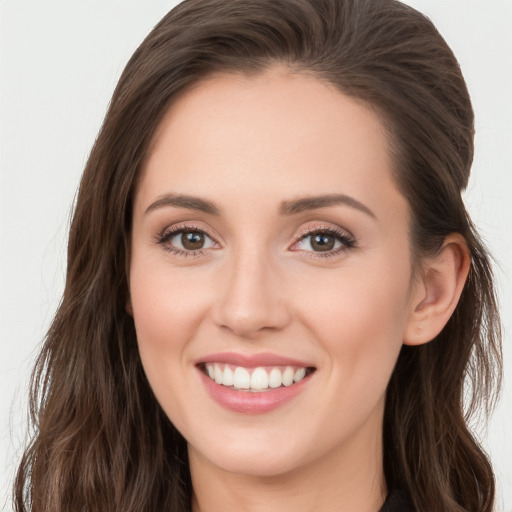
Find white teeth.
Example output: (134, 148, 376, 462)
(214, 363, 223, 384)
(223, 365, 234, 386)
(204, 363, 311, 390)
(282, 366, 294, 386)
(268, 367, 282, 388)
(294, 367, 306, 383)
(250, 367, 269, 390)
(233, 367, 251, 389)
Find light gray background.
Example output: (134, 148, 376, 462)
(1, 1, 510, 510)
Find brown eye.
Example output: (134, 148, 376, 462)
(310, 233, 335, 252)
(159, 227, 217, 255)
(297, 231, 343, 253)
(181, 231, 205, 250)
(292, 228, 355, 257)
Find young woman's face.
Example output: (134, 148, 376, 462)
(130, 67, 418, 478)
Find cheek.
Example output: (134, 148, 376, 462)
(297, 255, 411, 383)
(301, 258, 410, 332)
(129, 262, 209, 350)
(128, 262, 214, 426)
(128, 262, 213, 419)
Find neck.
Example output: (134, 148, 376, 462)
(189, 418, 387, 512)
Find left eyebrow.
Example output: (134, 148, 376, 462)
(279, 194, 376, 219)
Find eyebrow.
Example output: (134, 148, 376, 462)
(279, 194, 376, 219)
(145, 193, 221, 215)
(144, 192, 375, 219)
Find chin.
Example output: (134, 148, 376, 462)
(189, 437, 307, 478)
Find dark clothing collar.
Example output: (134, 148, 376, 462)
(379, 489, 415, 512)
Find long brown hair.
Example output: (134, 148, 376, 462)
(15, 1, 502, 511)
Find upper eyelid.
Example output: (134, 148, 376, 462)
(294, 223, 355, 241)
(160, 222, 218, 241)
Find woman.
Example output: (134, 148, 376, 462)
(14, 0, 502, 511)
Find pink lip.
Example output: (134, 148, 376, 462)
(198, 369, 314, 414)
(197, 351, 313, 368)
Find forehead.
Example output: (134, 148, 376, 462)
(137, 65, 406, 222)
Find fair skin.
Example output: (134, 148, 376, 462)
(128, 66, 469, 512)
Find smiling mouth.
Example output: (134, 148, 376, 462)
(198, 363, 316, 392)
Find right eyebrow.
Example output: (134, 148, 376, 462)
(144, 193, 221, 216)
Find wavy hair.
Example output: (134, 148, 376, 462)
(15, 0, 502, 511)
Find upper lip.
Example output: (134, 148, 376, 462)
(196, 352, 314, 368)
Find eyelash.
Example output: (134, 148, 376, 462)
(292, 226, 355, 259)
(156, 223, 356, 259)
(156, 224, 213, 258)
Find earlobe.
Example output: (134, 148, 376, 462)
(403, 234, 470, 346)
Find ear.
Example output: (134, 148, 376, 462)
(403, 234, 470, 346)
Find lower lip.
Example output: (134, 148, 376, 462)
(198, 369, 313, 414)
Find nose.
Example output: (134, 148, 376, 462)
(211, 246, 291, 339)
